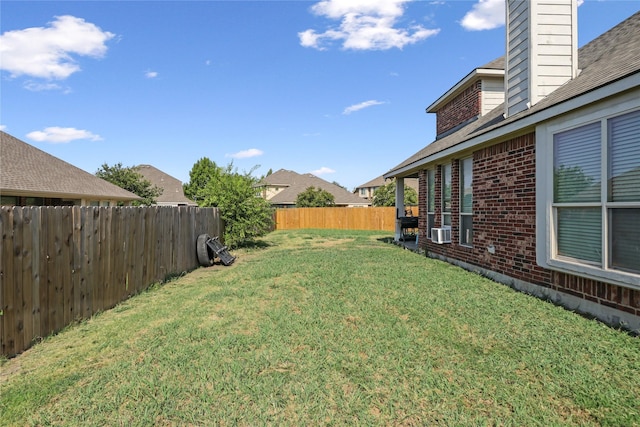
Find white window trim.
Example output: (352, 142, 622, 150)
(442, 164, 452, 227)
(426, 169, 436, 240)
(536, 90, 640, 289)
(460, 157, 473, 247)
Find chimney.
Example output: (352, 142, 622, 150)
(505, 0, 578, 117)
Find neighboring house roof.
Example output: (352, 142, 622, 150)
(134, 164, 196, 206)
(355, 175, 419, 192)
(385, 10, 640, 178)
(356, 175, 388, 189)
(258, 169, 370, 206)
(0, 131, 140, 202)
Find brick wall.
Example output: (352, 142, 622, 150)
(418, 132, 640, 318)
(418, 170, 428, 243)
(436, 80, 481, 136)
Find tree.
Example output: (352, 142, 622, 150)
(184, 158, 274, 248)
(296, 186, 335, 207)
(372, 180, 418, 207)
(183, 157, 221, 204)
(332, 181, 347, 190)
(95, 163, 162, 206)
(554, 165, 596, 202)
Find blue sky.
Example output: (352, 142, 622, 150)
(2, 0, 638, 191)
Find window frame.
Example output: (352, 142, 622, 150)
(459, 157, 473, 247)
(426, 169, 436, 239)
(442, 163, 452, 227)
(536, 92, 640, 289)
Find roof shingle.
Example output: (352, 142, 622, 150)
(259, 169, 370, 206)
(135, 164, 196, 206)
(1, 131, 140, 201)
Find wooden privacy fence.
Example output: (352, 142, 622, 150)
(274, 207, 397, 231)
(0, 206, 223, 357)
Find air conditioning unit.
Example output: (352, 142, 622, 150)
(431, 227, 452, 244)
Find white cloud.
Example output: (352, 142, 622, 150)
(311, 166, 336, 175)
(299, 0, 440, 50)
(460, 0, 505, 31)
(23, 81, 65, 92)
(145, 70, 158, 79)
(0, 15, 115, 80)
(0, 125, 6, 131)
(343, 100, 385, 115)
(26, 127, 102, 143)
(226, 148, 264, 159)
(460, 0, 583, 31)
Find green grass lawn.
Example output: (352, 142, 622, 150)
(2, 229, 639, 426)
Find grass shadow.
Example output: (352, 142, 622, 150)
(235, 238, 274, 250)
(377, 236, 395, 245)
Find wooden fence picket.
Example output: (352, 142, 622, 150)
(274, 207, 398, 231)
(2, 205, 397, 356)
(1, 206, 223, 357)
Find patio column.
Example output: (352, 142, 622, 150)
(395, 178, 405, 241)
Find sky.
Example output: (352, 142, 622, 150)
(2, 0, 639, 191)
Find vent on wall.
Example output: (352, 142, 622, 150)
(431, 227, 452, 244)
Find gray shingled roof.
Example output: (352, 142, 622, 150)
(355, 175, 418, 192)
(259, 169, 370, 206)
(1, 131, 140, 201)
(386, 10, 640, 177)
(135, 164, 196, 206)
(478, 56, 504, 70)
(356, 175, 388, 189)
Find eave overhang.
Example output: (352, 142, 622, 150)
(386, 72, 640, 180)
(426, 68, 505, 114)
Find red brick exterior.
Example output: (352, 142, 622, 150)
(436, 80, 482, 136)
(418, 170, 428, 243)
(418, 132, 640, 318)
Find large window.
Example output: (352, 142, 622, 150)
(538, 100, 640, 288)
(442, 164, 452, 227)
(460, 157, 473, 246)
(427, 169, 435, 238)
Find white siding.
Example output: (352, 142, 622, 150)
(506, 0, 531, 116)
(506, 0, 578, 117)
(481, 77, 505, 115)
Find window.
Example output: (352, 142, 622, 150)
(1, 196, 18, 206)
(25, 197, 44, 206)
(427, 169, 435, 238)
(553, 121, 602, 263)
(442, 164, 452, 227)
(537, 98, 640, 288)
(460, 157, 473, 246)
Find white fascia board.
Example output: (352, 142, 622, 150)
(389, 73, 640, 178)
(426, 68, 505, 113)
